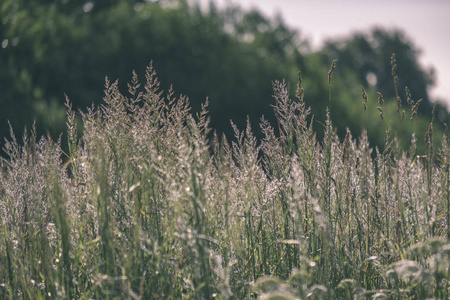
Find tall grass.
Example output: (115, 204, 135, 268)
(0, 60, 449, 299)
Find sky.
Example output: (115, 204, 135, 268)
(198, 0, 450, 108)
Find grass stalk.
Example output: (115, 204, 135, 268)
(1, 61, 449, 298)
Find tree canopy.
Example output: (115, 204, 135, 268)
(1, 0, 448, 152)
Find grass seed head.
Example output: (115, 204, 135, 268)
(410, 99, 422, 120)
(377, 92, 384, 105)
(391, 53, 397, 75)
(405, 86, 413, 105)
(377, 106, 383, 120)
(396, 96, 402, 114)
(361, 86, 368, 110)
(328, 59, 337, 84)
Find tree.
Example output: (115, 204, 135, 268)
(321, 27, 447, 118)
(0, 0, 306, 142)
(1, 1, 446, 154)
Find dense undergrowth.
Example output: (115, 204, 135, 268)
(1, 61, 450, 299)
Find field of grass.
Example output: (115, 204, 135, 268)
(1, 60, 450, 299)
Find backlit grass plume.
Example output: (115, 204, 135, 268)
(0, 60, 449, 299)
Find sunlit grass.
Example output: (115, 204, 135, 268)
(0, 60, 449, 299)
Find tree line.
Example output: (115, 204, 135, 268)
(1, 0, 448, 152)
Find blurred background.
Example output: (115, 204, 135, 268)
(1, 0, 449, 153)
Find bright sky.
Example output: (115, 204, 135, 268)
(199, 0, 450, 108)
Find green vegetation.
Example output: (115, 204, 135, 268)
(2, 0, 450, 298)
(1, 62, 450, 299)
(1, 0, 449, 151)
(0, 0, 305, 142)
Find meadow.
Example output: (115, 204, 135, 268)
(0, 58, 449, 299)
